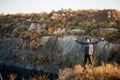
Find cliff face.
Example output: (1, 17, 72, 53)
(0, 36, 119, 72)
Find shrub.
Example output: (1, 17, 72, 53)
(58, 64, 120, 80)
(30, 74, 49, 80)
(36, 56, 45, 65)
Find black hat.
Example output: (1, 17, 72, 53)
(85, 37, 91, 41)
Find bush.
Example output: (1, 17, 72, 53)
(58, 64, 120, 80)
(36, 56, 45, 65)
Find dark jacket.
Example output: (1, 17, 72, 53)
(75, 39, 100, 55)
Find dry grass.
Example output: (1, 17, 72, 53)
(58, 64, 120, 80)
(30, 74, 49, 80)
(9, 74, 17, 80)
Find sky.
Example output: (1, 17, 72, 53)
(0, 0, 120, 14)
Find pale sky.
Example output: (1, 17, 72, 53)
(0, 0, 120, 14)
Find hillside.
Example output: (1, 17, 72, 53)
(0, 9, 120, 41)
(0, 9, 120, 79)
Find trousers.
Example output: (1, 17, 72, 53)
(84, 54, 93, 65)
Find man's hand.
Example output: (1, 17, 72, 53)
(73, 37, 77, 40)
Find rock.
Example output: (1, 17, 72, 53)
(25, 63, 35, 70)
(0, 36, 119, 73)
(41, 36, 50, 45)
(71, 29, 85, 34)
(28, 23, 47, 31)
(0, 61, 4, 65)
(56, 36, 79, 56)
(0, 38, 23, 49)
(53, 28, 66, 35)
(28, 23, 37, 31)
(35, 65, 59, 74)
(99, 28, 118, 32)
(35, 66, 43, 71)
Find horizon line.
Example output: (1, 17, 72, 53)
(0, 8, 120, 15)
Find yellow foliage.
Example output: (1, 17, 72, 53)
(30, 40, 41, 50)
(61, 13, 66, 17)
(109, 21, 116, 26)
(48, 27, 54, 35)
(21, 44, 25, 50)
(100, 31, 106, 37)
(59, 64, 120, 80)
(68, 8, 73, 13)
(107, 11, 111, 18)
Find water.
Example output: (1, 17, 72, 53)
(0, 65, 58, 80)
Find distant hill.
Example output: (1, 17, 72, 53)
(0, 9, 120, 42)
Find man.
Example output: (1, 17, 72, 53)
(73, 37, 104, 66)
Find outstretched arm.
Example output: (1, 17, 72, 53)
(90, 38, 104, 44)
(73, 37, 86, 45)
(90, 40, 100, 44)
